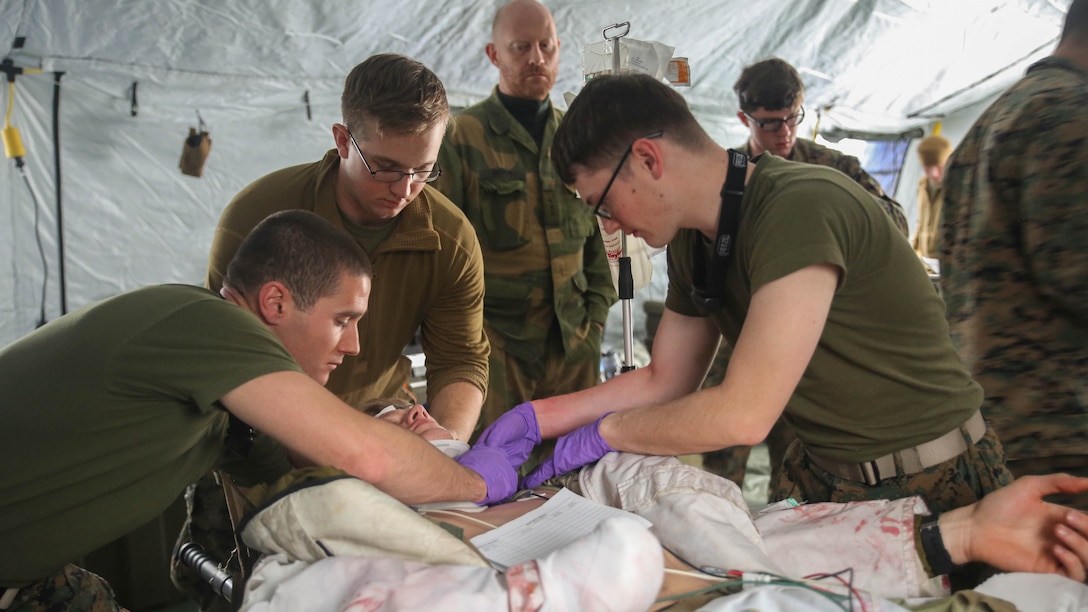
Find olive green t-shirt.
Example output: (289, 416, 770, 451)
(667, 155, 981, 462)
(0, 285, 301, 586)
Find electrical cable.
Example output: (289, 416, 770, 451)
(804, 568, 866, 612)
(650, 548, 865, 612)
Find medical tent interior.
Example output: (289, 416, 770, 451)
(0, 0, 1075, 609)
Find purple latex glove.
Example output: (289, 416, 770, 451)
(475, 402, 542, 469)
(455, 445, 518, 506)
(522, 412, 615, 489)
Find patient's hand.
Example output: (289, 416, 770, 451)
(941, 474, 1088, 581)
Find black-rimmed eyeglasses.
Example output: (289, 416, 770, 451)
(743, 107, 805, 133)
(348, 132, 442, 183)
(592, 130, 664, 220)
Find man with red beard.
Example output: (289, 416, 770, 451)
(435, 0, 616, 445)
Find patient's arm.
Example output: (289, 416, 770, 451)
(940, 474, 1088, 581)
(419, 489, 731, 611)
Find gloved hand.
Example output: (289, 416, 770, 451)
(475, 402, 542, 469)
(522, 413, 615, 489)
(456, 445, 518, 506)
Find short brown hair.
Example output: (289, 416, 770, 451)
(224, 210, 372, 311)
(733, 58, 805, 114)
(552, 74, 711, 185)
(341, 54, 450, 137)
(359, 397, 413, 417)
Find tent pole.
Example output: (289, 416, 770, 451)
(604, 22, 636, 373)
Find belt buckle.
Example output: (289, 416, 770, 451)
(860, 460, 882, 486)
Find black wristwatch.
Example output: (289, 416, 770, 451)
(919, 514, 956, 576)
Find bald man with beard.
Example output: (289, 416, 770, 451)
(435, 0, 616, 445)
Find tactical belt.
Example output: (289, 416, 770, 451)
(807, 410, 986, 486)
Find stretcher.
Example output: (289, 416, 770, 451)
(177, 457, 1088, 611)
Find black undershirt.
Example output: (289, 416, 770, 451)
(497, 90, 550, 145)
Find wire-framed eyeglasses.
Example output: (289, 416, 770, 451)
(348, 132, 442, 183)
(592, 130, 664, 220)
(743, 107, 805, 133)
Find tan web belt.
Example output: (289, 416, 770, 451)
(807, 410, 986, 486)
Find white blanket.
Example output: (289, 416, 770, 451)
(236, 455, 1088, 611)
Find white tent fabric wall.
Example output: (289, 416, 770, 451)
(0, 0, 1073, 348)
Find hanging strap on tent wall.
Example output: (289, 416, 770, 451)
(53, 71, 67, 316)
(130, 81, 138, 116)
(304, 90, 312, 120)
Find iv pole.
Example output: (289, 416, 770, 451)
(602, 22, 637, 373)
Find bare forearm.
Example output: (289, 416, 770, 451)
(533, 364, 682, 438)
(600, 384, 775, 456)
(379, 448, 488, 505)
(426, 381, 484, 441)
(223, 372, 487, 505)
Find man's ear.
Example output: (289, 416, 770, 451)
(257, 281, 291, 324)
(332, 123, 351, 160)
(631, 137, 665, 181)
(485, 43, 499, 67)
(737, 111, 750, 127)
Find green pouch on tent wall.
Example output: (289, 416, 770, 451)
(179, 127, 212, 177)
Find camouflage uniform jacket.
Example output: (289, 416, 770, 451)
(940, 56, 1088, 461)
(435, 89, 617, 365)
(740, 138, 910, 235)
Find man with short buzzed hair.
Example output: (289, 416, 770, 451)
(0, 210, 512, 611)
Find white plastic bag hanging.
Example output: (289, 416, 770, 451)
(599, 219, 657, 293)
(582, 38, 675, 83)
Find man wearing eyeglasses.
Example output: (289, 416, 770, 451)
(182, 54, 490, 611)
(734, 58, 909, 235)
(698, 57, 913, 493)
(206, 54, 487, 440)
(474, 74, 1013, 544)
(434, 0, 616, 443)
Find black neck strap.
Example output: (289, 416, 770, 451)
(691, 149, 748, 314)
